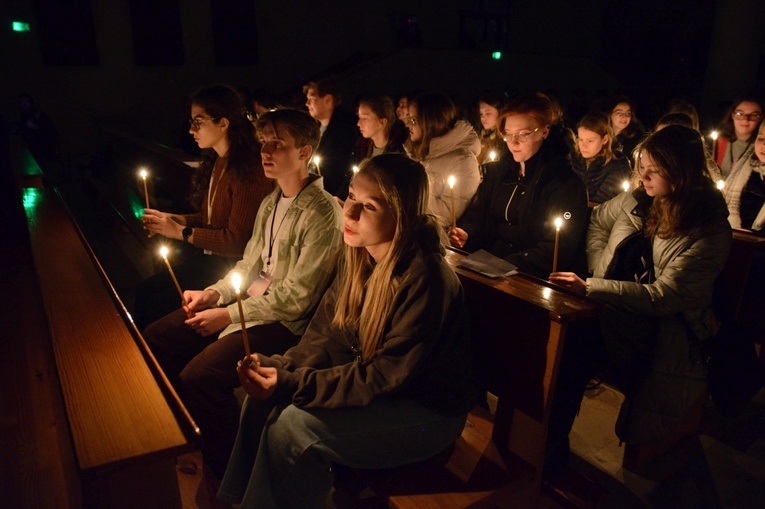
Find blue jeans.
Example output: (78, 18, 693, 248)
(217, 397, 466, 509)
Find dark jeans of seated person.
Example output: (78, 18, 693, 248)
(133, 250, 236, 331)
(143, 311, 300, 479)
(546, 306, 658, 473)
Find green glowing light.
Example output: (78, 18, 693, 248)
(491, 51, 502, 60)
(12, 21, 30, 32)
(23, 187, 43, 213)
(129, 193, 145, 220)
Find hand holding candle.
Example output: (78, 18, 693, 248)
(552, 217, 563, 274)
(448, 175, 457, 229)
(231, 273, 251, 358)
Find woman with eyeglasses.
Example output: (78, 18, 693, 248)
(134, 84, 273, 331)
(714, 96, 764, 179)
(404, 92, 481, 224)
(572, 112, 631, 204)
(723, 118, 765, 234)
(448, 94, 589, 279)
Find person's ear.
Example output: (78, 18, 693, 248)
(218, 117, 230, 131)
(542, 125, 551, 139)
(298, 145, 313, 160)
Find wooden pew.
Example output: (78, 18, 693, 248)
(20, 185, 200, 508)
(352, 248, 602, 508)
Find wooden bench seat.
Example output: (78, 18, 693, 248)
(20, 185, 200, 508)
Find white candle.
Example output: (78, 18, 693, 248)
(352, 165, 359, 174)
(711, 131, 719, 161)
(231, 273, 251, 357)
(622, 180, 630, 193)
(312, 156, 321, 175)
(160, 246, 187, 307)
(489, 150, 497, 162)
(139, 169, 150, 208)
(717, 180, 725, 191)
(447, 175, 456, 228)
(552, 217, 563, 273)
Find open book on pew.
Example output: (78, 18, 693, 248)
(455, 249, 518, 278)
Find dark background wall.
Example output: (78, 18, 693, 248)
(1, 0, 764, 163)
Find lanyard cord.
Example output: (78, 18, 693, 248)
(207, 159, 228, 225)
(266, 182, 310, 267)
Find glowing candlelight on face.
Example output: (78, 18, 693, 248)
(552, 217, 563, 274)
(447, 175, 457, 228)
(489, 150, 497, 162)
(622, 180, 630, 193)
(231, 273, 251, 357)
(139, 168, 150, 208)
(717, 179, 725, 190)
(160, 246, 187, 307)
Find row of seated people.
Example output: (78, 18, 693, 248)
(133, 84, 754, 508)
(135, 83, 764, 331)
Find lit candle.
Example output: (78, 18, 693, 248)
(447, 175, 457, 228)
(312, 156, 321, 175)
(352, 165, 359, 174)
(489, 150, 497, 162)
(622, 180, 630, 193)
(552, 217, 563, 273)
(710, 130, 719, 162)
(139, 168, 150, 208)
(160, 246, 188, 307)
(231, 273, 251, 357)
(717, 179, 725, 191)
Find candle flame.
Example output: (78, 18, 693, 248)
(622, 180, 630, 192)
(448, 175, 456, 189)
(711, 130, 719, 141)
(717, 180, 725, 190)
(160, 246, 169, 259)
(352, 165, 359, 174)
(313, 156, 321, 165)
(231, 273, 242, 292)
(554, 217, 563, 230)
(139, 169, 148, 179)
(489, 150, 497, 161)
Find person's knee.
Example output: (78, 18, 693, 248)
(265, 405, 320, 454)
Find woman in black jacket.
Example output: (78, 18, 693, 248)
(448, 94, 589, 279)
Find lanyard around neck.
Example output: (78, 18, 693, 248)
(207, 159, 227, 225)
(266, 182, 310, 268)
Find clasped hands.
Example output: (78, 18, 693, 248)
(182, 289, 232, 337)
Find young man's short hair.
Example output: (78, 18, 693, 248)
(256, 108, 321, 151)
(302, 77, 342, 107)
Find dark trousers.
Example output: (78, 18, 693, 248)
(133, 250, 237, 331)
(143, 309, 300, 478)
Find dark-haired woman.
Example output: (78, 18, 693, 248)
(714, 97, 763, 179)
(405, 92, 481, 224)
(217, 154, 477, 508)
(609, 96, 645, 165)
(352, 95, 407, 163)
(135, 84, 272, 330)
(548, 125, 731, 471)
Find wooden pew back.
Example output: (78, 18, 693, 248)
(21, 186, 199, 508)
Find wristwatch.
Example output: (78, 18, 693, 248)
(182, 226, 193, 243)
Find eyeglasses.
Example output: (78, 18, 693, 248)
(405, 114, 418, 126)
(188, 116, 216, 130)
(733, 111, 762, 121)
(503, 126, 540, 143)
(613, 110, 632, 118)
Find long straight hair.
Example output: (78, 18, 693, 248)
(639, 125, 710, 238)
(576, 112, 616, 164)
(332, 154, 438, 359)
(405, 92, 458, 161)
